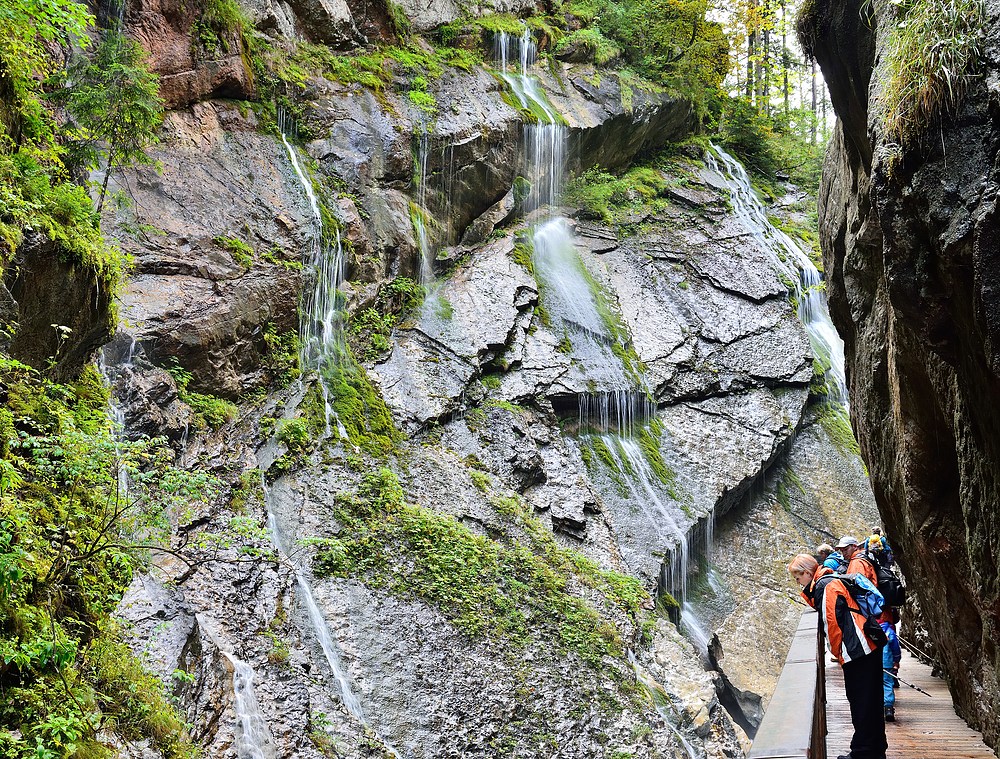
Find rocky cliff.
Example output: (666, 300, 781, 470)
(809, 0, 1000, 748)
(50, 0, 883, 756)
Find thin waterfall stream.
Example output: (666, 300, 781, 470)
(707, 144, 848, 406)
(278, 111, 348, 439)
(261, 477, 367, 722)
(272, 117, 402, 751)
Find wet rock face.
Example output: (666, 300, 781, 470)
(106, 103, 306, 398)
(4, 233, 113, 379)
(814, 0, 1000, 746)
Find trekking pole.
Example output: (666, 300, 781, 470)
(884, 669, 932, 697)
(898, 635, 935, 665)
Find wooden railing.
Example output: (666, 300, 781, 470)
(746, 609, 827, 759)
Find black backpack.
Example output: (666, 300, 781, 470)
(862, 553, 906, 607)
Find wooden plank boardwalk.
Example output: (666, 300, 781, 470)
(826, 649, 997, 758)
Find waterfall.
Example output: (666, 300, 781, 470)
(97, 337, 141, 500)
(706, 145, 848, 406)
(628, 651, 702, 759)
(495, 30, 646, 430)
(279, 111, 349, 439)
(412, 130, 435, 286)
(279, 120, 347, 375)
(222, 652, 279, 759)
(197, 616, 278, 759)
(260, 476, 366, 722)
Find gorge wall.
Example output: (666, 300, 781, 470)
(810, 0, 1000, 749)
(0, 0, 884, 756)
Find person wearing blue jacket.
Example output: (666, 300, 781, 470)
(881, 620, 902, 721)
(817, 542, 848, 572)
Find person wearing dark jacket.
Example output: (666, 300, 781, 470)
(789, 552, 887, 759)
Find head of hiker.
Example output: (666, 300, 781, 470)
(788, 552, 819, 590)
(836, 535, 861, 560)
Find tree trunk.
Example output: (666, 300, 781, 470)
(96, 149, 116, 216)
(781, 0, 790, 116)
(810, 59, 818, 144)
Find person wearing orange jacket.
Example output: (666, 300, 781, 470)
(837, 535, 903, 722)
(837, 535, 879, 585)
(789, 552, 887, 759)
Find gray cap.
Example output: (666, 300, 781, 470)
(835, 535, 860, 549)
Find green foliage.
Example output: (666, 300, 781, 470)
(164, 363, 238, 430)
(0, 359, 211, 757)
(59, 30, 164, 215)
(719, 97, 779, 177)
(314, 469, 645, 664)
(262, 324, 301, 387)
(565, 164, 670, 224)
(0, 0, 93, 154)
(0, 153, 125, 287)
(637, 420, 679, 499)
(192, 0, 251, 55)
(321, 362, 399, 456)
(349, 276, 424, 362)
(408, 89, 438, 116)
(511, 239, 534, 274)
(283, 41, 479, 94)
(775, 466, 806, 511)
(276, 418, 312, 455)
(214, 235, 254, 269)
(873, 0, 984, 154)
(386, 1, 412, 38)
(553, 28, 622, 65)
(560, 0, 728, 115)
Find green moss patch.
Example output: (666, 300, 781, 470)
(315, 469, 647, 665)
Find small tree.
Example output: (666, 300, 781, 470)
(63, 30, 163, 215)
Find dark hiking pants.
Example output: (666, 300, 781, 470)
(843, 648, 888, 759)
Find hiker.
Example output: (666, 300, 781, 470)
(789, 553, 887, 759)
(838, 535, 879, 587)
(819, 542, 848, 573)
(865, 527, 894, 567)
(881, 618, 902, 721)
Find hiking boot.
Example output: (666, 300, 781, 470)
(885, 706, 896, 722)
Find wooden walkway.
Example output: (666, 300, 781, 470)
(826, 649, 997, 758)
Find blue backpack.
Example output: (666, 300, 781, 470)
(831, 572, 886, 619)
(813, 572, 890, 648)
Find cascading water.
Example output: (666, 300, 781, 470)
(628, 651, 702, 759)
(495, 31, 714, 622)
(260, 477, 366, 721)
(495, 30, 647, 428)
(223, 651, 279, 759)
(274, 115, 400, 750)
(412, 130, 435, 286)
(278, 110, 347, 437)
(97, 337, 141, 500)
(197, 616, 278, 759)
(706, 145, 848, 406)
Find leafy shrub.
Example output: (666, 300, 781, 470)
(276, 417, 312, 454)
(0, 360, 211, 757)
(554, 28, 622, 65)
(718, 96, 780, 177)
